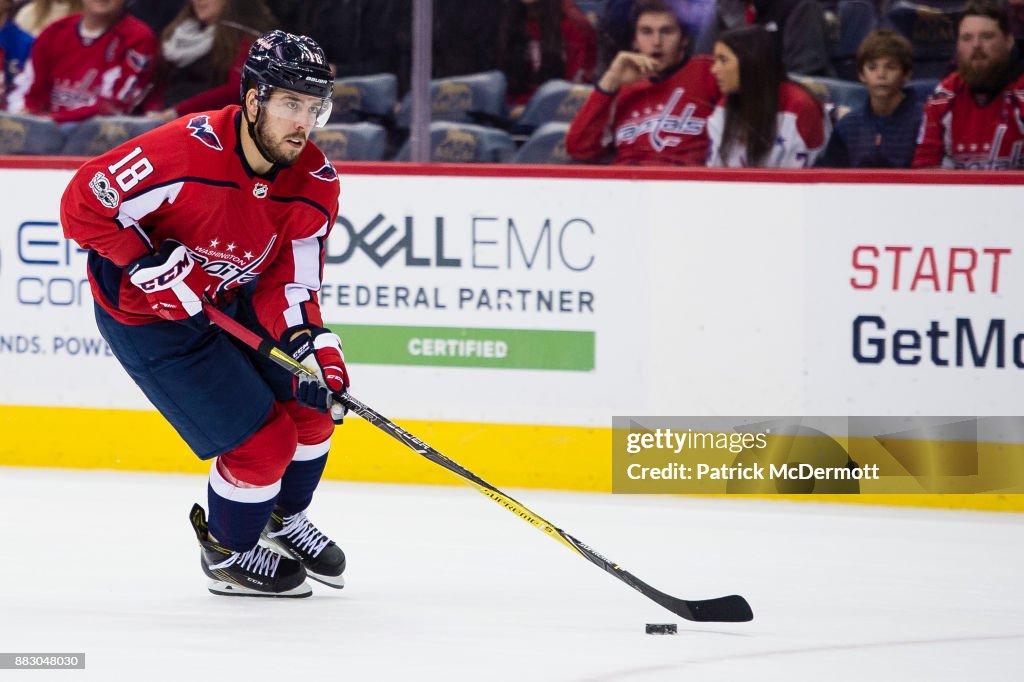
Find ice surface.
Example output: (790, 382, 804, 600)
(1, 466, 1021, 681)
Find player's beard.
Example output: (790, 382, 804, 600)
(255, 115, 306, 166)
(958, 49, 1010, 90)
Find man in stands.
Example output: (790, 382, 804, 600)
(913, 0, 1024, 169)
(7, 0, 156, 123)
(565, 0, 719, 165)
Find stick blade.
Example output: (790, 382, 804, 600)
(666, 594, 754, 622)
(651, 589, 757, 622)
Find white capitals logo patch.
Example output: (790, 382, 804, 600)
(253, 183, 268, 198)
(89, 172, 120, 208)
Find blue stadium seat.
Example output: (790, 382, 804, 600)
(514, 80, 594, 134)
(330, 73, 398, 125)
(310, 123, 388, 161)
(574, 0, 607, 24)
(395, 71, 508, 128)
(906, 77, 940, 102)
(512, 122, 573, 164)
(831, 0, 879, 80)
(886, 1, 958, 79)
(393, 122, 515, 163)
(0, 112, 65, 154)
(793, 74, 868, 110)
(61, 116, 162, 156)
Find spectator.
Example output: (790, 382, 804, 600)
(7, 0, 157, 123)
(14, 0, 79, 37)
(148, 0, 276, 120)
(707, 25, 826, 167)
(751, 0, 835, 76)
(913, 0, 1024, 169)
(597, 0, 716, 72)
(267, 0, 413, 91)
(1, 0, 34, 106)
(566, 0, 719, 166)
(819, 30, 922, 168)
(497, 0, 597, 114)
(433, 0, 504, 78)
(127, 0, 182, 35)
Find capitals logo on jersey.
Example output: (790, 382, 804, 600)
(187, 115, 223, 151)
(310, 159, 338, 182)
(615, 88, 707, 152)
(192, 235, 277, 294)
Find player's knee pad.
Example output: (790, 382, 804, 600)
(282, 399, 334, 449)
(218, 402, 298, 486)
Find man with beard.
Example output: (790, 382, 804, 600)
(566, 0, 719, 165)
(60, 31, 349, 598)
(913, 0, 1024, 169)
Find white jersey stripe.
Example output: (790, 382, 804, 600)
(282, 220, 329, 329)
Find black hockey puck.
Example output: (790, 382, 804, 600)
(645, 623, 677, 635)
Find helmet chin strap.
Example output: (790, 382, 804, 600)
(243, 103, 279, 168)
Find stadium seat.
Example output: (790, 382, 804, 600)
(514, 80, 594, 134)
(310, 122, 388, 161)
(0, 112, 65, 154)
(906, 77, 940, 102)
(512, 122, 573, 164)
(886, 1, 958, 79)
(393, 122, 515, 163)
(329, 73, 398, 125)
(61, 116, 161, 156)
(574, 0, 607, 25)
(395, 71, 508, 128)
(793, 75, 868, 111)
(830, 0, 879, 81)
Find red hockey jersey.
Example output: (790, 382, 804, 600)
(565, 55, 720, 166)
(707, 81, 827, 168)
(60, 105, 341, 340)
(7, 13, 157, 122)
(912, 69, 1024, 170)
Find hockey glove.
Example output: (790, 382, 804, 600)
(128, 240, 216, 324)
(285, 327, 350, 423)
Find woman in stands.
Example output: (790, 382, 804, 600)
(147, 0, 276, 119)
(497, 0, 596, 117)
(707, 25, 827, 168)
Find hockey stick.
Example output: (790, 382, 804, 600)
(202, 302, 753, 623)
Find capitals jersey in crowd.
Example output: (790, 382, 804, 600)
(707, 81, 827, 168)
(60, 106, 341, 340)
(565, 55, 719, 166)
(7, 13, 156, 122)
(912, 69, 1024, 169)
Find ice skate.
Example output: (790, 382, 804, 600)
(189, 504, 312, 598)
(261, 507, 346, 588)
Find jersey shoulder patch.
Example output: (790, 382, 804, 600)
(186, 115, 223, 151)
(309, 158, 338, 182)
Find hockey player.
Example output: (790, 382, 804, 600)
(913, 0, 1024, 170)
(565, 0, 719, 166)
(7, 0, 157, 122)
(60, 30, 348, 598)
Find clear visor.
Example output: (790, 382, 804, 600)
(261, 94, 333, 128)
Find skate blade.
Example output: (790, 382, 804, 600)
(307, 571, 345, 589)
(207, 580, 312, 598)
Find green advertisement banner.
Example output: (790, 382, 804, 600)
(330, 324, 595, 371)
